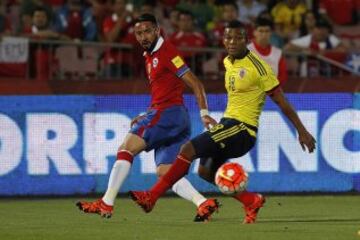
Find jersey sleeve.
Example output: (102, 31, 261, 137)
(164, 43, 190, 78)
(258, 60, 280, 92)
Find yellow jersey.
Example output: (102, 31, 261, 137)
(223, 50, 279, 128)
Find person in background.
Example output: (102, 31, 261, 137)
(162, 7, 180, 35)
(248, 17, 288, 86)
(101, 0, 135, 78)
(19, 0, 53, 34)
(298, 10, 317, 37)
(236, 0, 266, 25)
(54, 0, 97, 41)
(271, 0, 307, 40)
(284, 17, 347, 77)
(24, 6, 68, 40)
(0, 1, 11, 37)
(257, 10, 284, 48)
(169, 10, 207, 74)
(211, 0, 253, 47)
(284, 18, 347, 54)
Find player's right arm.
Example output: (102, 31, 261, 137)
(181, 71, 217, 129)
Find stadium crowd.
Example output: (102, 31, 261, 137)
(0, 0, 359, 79)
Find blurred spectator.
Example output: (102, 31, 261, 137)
(298, 10, 316, 37)
(19, 0, 53, 34)
(162, 8, 180, 35)
(169, 10, 206, 52)
(319, 0, 357, 25)
(0, 2, 11, 37)
(102, 0, 136, 78)
(257, 10, 285, 48)
(24, 7, 70, 81)
(236, 0, 266, 25)
(248, 17, 287, 86)
(169, 10, 206, 73)
(132, 0, 165, 25)
(87, 0, 111, 41)
(271, 0, 307, 40)
(211, 1, 253, 46)
(54, 0, 97, 41)
(24, 6, 69, 40)
(176, 0, 214, 31)
(285, 18, 347, 77)
(284, 18, 347, 54)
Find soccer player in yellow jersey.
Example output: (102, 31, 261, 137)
(129, 20, 316, 223)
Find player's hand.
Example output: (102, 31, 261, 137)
(298, 129, 316, 153)
(201, 115, 217, 129)
(130, 115, 145, 127)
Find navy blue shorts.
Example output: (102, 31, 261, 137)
(191, 118, 256, 160)
(130, 105, 190, 166)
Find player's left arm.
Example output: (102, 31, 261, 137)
(181, 71, 217, 129)
(268, 87, 316, 153)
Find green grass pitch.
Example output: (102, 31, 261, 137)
(0, 195, 359, 240)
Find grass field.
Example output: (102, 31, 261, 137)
(0, 195, 359, 240)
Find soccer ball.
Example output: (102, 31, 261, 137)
(215, 162, 248, 195)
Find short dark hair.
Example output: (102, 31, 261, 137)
(178, 9, 193, 19)
(222, 0, 239, 11)
(226, 20, 245, 29)
(32, 6, 48, 15)
(255, 17, 274, 29)
(315, 17, 332, 31)
(134, 13, 158, 26)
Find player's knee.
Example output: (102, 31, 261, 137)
(179, 141, 196, 160)
(198, 165, 215, 183)
(118, 133, 146, 155)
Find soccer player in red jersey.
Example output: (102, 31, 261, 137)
(76, 13, 219, 221)
(130, 20, 316, 224)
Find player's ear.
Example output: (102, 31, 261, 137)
(155, 26, 160, 36)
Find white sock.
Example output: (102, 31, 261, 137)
(102, 160, 131, 206)
(172, 177, 207, 207)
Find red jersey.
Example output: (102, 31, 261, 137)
(144, 37, 190, 109)
(169, 31, 207, 58)
(102, 13, 136, 64)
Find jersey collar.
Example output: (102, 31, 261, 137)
(144, 37, 164, 56)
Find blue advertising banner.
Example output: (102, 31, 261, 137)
(0, 94, 359, 195)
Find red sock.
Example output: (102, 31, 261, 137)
(233, 191, 257, 206)
(150, 154, 191, 200)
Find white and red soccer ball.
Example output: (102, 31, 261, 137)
(215, 162, 248, 195)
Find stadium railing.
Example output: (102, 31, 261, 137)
(0, 38, 358, 81)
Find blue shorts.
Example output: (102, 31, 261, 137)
(130, 105, 191, 166)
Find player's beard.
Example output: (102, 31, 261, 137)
(144, 37, 158, 52)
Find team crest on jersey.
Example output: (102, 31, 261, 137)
(239, 68, 246, 78)
(152, 58, 159, 68)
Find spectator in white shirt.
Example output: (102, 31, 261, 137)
(284, 18, 346, 54)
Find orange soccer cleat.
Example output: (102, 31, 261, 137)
(76, 199, 113, 218)
(194, 198, 221, 222)
(243, 194, 265, 224)
(129, 191, 155, 213)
